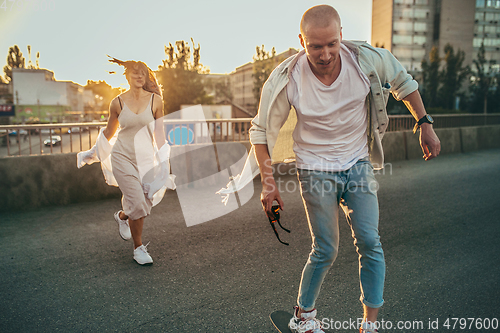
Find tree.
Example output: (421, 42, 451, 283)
(438, 44, 470, 110)
(3, 45, 25, 82)
(421, 46, 440, 108)
(25, 45, 40, 69)
(84, 80, 122, 110)
(156, 39, 212, 114)
(214, 79, 233, 102)
(252, 45, 276, 109)
(470, 42, 494, 113)
(488, 72, 500, 113)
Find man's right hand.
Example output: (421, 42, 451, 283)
(261, 177, 284, 217)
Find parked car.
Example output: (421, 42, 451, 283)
(8, 129, 28, 136)
(43, 135, 62, 146)
(68, 126, 88, 133)
(53, 127, 71, 134)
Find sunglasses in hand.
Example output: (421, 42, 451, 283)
(267, 205, 290, 246)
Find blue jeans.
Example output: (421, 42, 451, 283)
(296, 158, 385, 311)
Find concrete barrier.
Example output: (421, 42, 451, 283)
(1, 125, 499, 213)
(434, 128, 462, 155)
(0, 142, 252, 213)
(391, 127, 466, 161)
(478, 125, 500, 150)
(169, 141, 251, 187)
(461, 127, 479, 153)
(381, 131, 407, 162)
(0, 153, 121, 213)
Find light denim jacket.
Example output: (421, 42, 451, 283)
(217, 41, 418, 202)
(249, 40, 418, 169)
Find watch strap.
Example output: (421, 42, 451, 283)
(414, 115, 433, 134)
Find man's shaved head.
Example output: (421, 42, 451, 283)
(300, 4, 341, 36)
(298, 5, 343, 80)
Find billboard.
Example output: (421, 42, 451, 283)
(0, 105, 15, 117)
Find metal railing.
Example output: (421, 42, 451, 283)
(387, 113, 500, 131)
(0, 118, 253, 157)
(1, 114, 500, 157)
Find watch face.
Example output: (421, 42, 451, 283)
(426, 114, 434, 123)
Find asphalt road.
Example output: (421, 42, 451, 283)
(1, 149, 499, 332)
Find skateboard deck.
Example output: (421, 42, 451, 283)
(270, 310, 293, 333)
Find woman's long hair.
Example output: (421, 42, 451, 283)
(107, 55, 162, 96)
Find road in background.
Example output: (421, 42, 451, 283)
(0, 150, 499, 332)
(0, 129, 99, 157)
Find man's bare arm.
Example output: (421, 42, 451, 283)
(402, 90, 441, 161)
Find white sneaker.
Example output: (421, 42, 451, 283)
(360, 321, 379, 333)
(133, 243, 153, 265)
(289, 306, 324, 333)
(114, 211, 131, 240)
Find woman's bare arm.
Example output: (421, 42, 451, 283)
(103, 97, 121, 140)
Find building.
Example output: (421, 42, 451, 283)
(230, 62, 254, 113)
(0, 81, 14, 125)
(474, 0, 500, 71)
(371, 0, 498, 73)
(12, 68, 85, 122)
(0, 81, 13, 104)
(200, 73, 232, 105)
(229, 48, 298, 115)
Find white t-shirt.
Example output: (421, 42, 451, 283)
(287, 44, 371, 172)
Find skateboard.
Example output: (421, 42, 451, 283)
(270, 310, 293, 333)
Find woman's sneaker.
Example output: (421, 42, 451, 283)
(133, 243, 153, 265)
(114, 211, 131, 240)
(289, 306, 324, 333)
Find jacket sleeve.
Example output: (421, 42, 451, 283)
(77, 128, 112, 168)
(364, 45, 419, 101)
(249, 60, 291, 145)
(249, 75, 274, 145)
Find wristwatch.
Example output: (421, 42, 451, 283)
(413, 114, 434, 134)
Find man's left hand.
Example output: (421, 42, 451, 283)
(419, 123, 441, 161)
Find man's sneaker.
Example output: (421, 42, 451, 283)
(114, 211, 131, 240)
(289, 306, 324, 333)
(133, 243, 153, 265)
(360, 321, 379, 333)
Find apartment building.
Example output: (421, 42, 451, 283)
(474, 0, 500, 71)
(372, 0, 499, 73)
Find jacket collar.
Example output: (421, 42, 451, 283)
(341, 40, 367, 57)
(278, 50, 305, 76)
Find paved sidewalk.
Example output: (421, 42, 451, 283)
(1, 150, 499, 332)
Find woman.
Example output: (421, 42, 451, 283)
(78, 57, 174, 265)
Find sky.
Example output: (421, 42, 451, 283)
(0, 0, 372, 89)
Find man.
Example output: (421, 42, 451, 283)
(251, 5, 441, 333)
